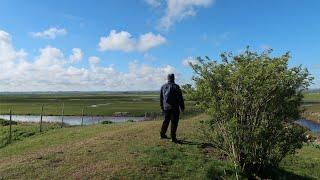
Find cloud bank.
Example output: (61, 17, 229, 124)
(0, 30, 176, 92)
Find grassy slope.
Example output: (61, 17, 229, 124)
(0, 121, 61, 148)
(0, 115, 223, 179)
(0, 115, 319, 179)
(280, 145, 320, 179)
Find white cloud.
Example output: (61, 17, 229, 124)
(88, 56, 100, 65)
(69, 48, 83, 62)
(137, 33, 166, 51)
(0, 30, 27, 79)
(158, 0, 213, 32)
(144, 53, 156, 61)
(98, 30, 166, 52)
(145, 0, 162, 7)
(34, 46, 65, 67)
(182, 56, 199, 66)
(0, 29, 177, 91)
(30, 27, 67, 39)
(99, 30, 135, 52)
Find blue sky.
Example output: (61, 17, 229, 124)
(0, 0, 319, 91)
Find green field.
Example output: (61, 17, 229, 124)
(0, 92, 167, 116)
(303, 92, 320, 112)
(0, 91, 318, 117)
(0, 114, 319, 179)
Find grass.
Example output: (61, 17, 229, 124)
(0, 118, 17, 126)
(280, 145, 320, 179)
(0, 91, 318, 117)
(303, 92, 320, 112)
(0, 92, 195, 116)
(0, 92, 160, 116)
(0, 120, 61, 148)
(0, 114, 319, 179)
(0, 92, 319, 178)
(303, 92, 320, 102)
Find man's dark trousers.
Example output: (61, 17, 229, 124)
(160, 108, 180, 139)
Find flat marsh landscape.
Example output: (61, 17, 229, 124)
(0, 91, 318, 116)
(0, 92, 162, 116)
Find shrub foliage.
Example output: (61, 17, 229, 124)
(188, 48, 313, 177)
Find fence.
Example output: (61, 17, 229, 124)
(0, 100, 201, 149)
(1, 109, 36, 147)
(0, 104, 90, 147)
(0, 103, 198, 148)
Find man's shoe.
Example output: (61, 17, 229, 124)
(160, 135, 169, 139)
(171, 138, 179, 143)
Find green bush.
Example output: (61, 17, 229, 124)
(189, 48, 313, 177)
(101, 120, 113, 124)
(0, 118, 17, 126)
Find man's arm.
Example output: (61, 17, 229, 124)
(160, 86, 164, 111)
(177, 86, 185, 112)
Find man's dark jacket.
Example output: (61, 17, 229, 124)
(160, 81, 185, 111)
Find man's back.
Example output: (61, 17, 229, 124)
(160, 82, 185, 111)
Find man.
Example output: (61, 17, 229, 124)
(160, 73, 185, 143)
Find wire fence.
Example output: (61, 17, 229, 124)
(0, 104, 199, 148)
(0, 107, 63, 148)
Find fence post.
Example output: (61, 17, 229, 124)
(9, 109, 12, 143)
(40, 105, 43, 132)
(61, 102, 64, 128)
(81, 107, 84, 126)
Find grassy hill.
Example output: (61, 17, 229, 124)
(0, 115, 319, 179)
